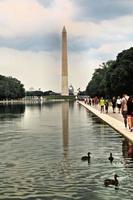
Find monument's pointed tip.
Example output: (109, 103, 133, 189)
(62, 26, 66, 32)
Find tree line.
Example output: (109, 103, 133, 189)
(86, 47, 133, 97)
(25, 90, 60, 97)
(0, 75, 25, 100)
(0, 73, 61, 100)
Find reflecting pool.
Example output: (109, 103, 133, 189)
(0, 102, 133, 200)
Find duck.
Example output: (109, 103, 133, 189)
(104, 174, 119, 187)
(108, 153, 114, 163)
(81, 152, 91, 161)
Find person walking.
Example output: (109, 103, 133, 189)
(112, 97, 116, 113)
(116, 96, 122, 113)
(99, 97, 105, 113)
(121, 94, 129, 128)
(105, 99, 109, 114)
(127, 95, 133, 132)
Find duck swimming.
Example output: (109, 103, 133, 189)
(108, 153, 114, 163)
(81, 152, 91, 161)
(104, 174, 119, 187)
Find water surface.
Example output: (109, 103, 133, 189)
(0, 102, 133, 200)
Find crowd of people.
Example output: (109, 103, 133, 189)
(84, 94, 133, 132)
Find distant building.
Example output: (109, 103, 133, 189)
(69, 85, 74, 95)
(29, 87, 35, 91)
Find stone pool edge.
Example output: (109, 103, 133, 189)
(78, 101, 133, 143)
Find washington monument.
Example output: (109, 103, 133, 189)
(62, 26, 68, 95)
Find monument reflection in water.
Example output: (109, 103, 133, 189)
(62, 102, 69, 159)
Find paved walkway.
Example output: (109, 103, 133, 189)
(78, 101, 133, 143)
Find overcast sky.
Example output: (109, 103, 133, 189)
(0, 0, 133, 92)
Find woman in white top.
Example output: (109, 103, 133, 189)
(116, 96, 122, 113)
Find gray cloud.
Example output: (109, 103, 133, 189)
(0, 33, 102, 52)
(0, 33, 61, 52)
(0, 0, 133, 92)
(68, 36, 101, 52)
(73, 0, 133, 21)
(37, 0, 53, 7)
(0, 0, 132, 53)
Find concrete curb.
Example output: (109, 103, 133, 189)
(78, 101, 133, 143)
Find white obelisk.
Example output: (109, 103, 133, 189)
(62, 26, 68, 95)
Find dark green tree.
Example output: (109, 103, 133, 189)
(86, 47, 133, 97)
(26, 90, 44, 97)
(111, 47, 133, 95)
(0, 75, 25, 100)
